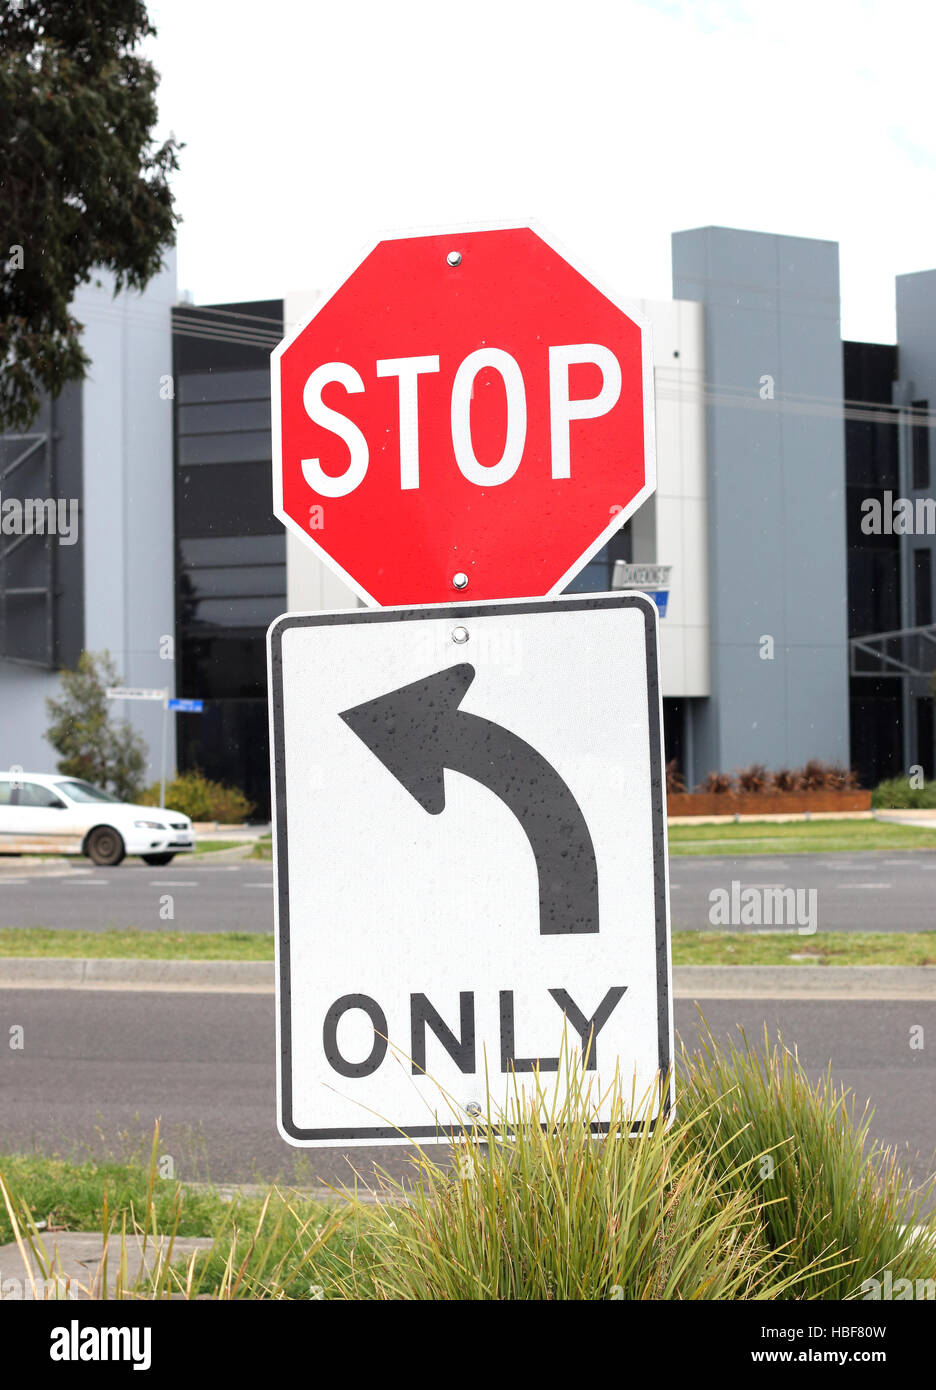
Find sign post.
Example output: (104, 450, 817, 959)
(105, 687, 170, 805)
(268, 222, 672, 1143)
(105, 689, 203, 808)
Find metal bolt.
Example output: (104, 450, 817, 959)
(465, 1101, 482, 1117)
(452, 626, 469, 644)
(452, 571, 469, 589)
(446, 250, 462, 267)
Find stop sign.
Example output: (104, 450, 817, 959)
(272, 224, 655, 606)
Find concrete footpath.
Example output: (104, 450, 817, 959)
(1, 958, 936, 998)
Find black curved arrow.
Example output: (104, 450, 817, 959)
(339, 663, 599, 935)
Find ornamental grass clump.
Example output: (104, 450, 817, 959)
(330, 1058, 832, 1301)
(680, 1023, 936, 1300)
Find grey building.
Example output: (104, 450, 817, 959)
(671, 226, 850, 781)
(2, 227, 934, 807)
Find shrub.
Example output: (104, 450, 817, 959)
(736, 763, 769, 794)
(771, 767, 801, 793)
(44, 650, 148, 801)
(665, 759, 686, 794)
(699, 771, 736, 794)
(140, 769, 254, 823)
(872, 775, 936, 810)
(680, 1023, 936, 1299)
(798, 758, 859, 792)
(330, 1064, 812, 1301)
(4, 1035, 933, 1301)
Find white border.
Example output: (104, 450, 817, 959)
(270, 220, 656, 607)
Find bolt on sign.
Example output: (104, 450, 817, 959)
(268, 595, 673, 1145)
(272, 223, 656, 606)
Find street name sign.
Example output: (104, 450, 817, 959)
(105, 688, 167, 702)
(268, 592, 673, 1145)
(272, 223, 655, 606)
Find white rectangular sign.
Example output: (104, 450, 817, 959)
(268, 593, 673, 1145)
(105, 687, 167, 702)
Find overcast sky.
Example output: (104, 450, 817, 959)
(145, 0, 936, 343)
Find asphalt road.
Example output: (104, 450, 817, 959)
(2, 850, 936, 933)
(1, 990, 933, 1190)
(671, 850, 936, 933)
(0, 858, 276, 934)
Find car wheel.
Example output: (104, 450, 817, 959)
(141, 853, 176, 866)
(86, 826, 126, 867)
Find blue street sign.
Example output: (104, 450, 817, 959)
(168, 698, 204, 713)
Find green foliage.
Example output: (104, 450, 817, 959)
(0, 0, 181, 430)
(330, 1063, 824, 1302)
(0, 1150, 220, 1248)
(44, 650, 148, 800)
(2, 1036, 933, 1300)
(680, 1023, 936, 1300)
(872, 775, 936, 809)
(141, 768, 254, 823)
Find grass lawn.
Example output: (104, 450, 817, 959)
(191, 840, 243, 855)
(672, 930, 936, 966)
(668, 818, 936, 855)
(0, 928, 273, 959)
(1, 926, 933, 967)
(250, 834, 273, 860)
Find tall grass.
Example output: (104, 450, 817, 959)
(680, 1023, 936, 1299)
(328, 1062, 829, 1301)
(1, 1031, 932, 1300)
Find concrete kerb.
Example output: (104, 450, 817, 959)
(0, 959, 274, 992)
(2, 959, 936, 999)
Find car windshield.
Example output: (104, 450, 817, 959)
(56, 780, 123, 804)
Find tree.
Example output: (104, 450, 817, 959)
(45, 650, 148, 800)
(0, 1, 181, 431)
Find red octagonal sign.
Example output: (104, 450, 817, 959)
(272, 224, 655, 606)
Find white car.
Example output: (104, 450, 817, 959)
(0, 773, 196, 866)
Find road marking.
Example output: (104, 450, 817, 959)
(246, 883, 273, 888)
(73, 879, 110, 885)
(149, 880, 198, 886)
(0, 877, 29, 884)
(837, 882, 891, 890)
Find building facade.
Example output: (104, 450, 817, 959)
(2, 226, 934, 811)
(0, 252, 178, 781)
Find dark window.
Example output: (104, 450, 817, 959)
(849, 679, 903, 788)
(912, 400, 930, 491)
(178, 698, 272, 819)
(847, 547, 900, 636)
(176, 462, 279, 538)
(914, 548, 932, 626)
(917, 698, 935, 780)
(172, 304, 284, 818)
(181, 636, 269, 700)
(177, 400, 272, 434)
(179, 535, 284, 568)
